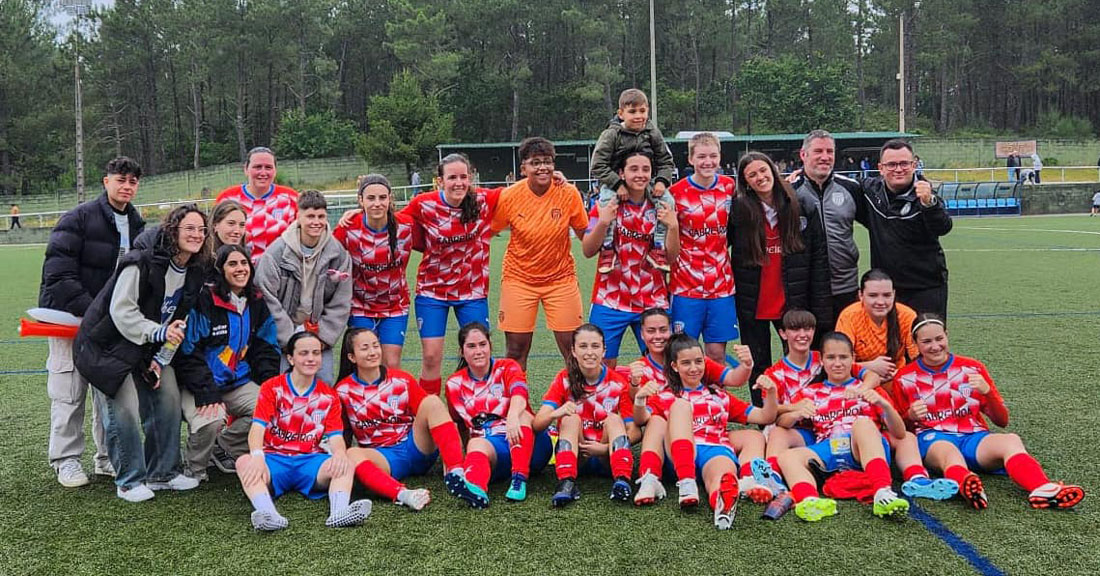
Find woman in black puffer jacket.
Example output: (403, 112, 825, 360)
(727, 152, 831, 405)
(75, 204, 210, 502)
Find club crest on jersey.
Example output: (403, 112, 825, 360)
(831, 192, 845, 206)
(490, 383, 505, 398)
(273, 208, 286, 219)
(603, 398, 617, 413)
(900, 202, 912, 216)
(551, 208, 562, 220)
(958, 384, 972, 397)
(388, 395, 402, 410)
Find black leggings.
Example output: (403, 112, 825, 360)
(738, 316, 785, 407)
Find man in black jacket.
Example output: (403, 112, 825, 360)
(861, 140, 952, 318)
(38, 157, 144, 487)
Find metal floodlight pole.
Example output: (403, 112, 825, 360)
(898, 13, 906, 133)
(61, 0, 89, 202)
(649, 0, 657, 124)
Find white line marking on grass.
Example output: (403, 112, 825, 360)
(957, 226, 1100, 236)
(945, 248, 1100, 252)
(0, 243, 47, 249)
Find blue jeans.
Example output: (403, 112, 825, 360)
(96, 370, 184, 489)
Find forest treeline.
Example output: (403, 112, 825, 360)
(2, 0, 1098, 195)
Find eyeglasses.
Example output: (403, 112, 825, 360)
(525, 158, 555, 169)
(881, 161, 915, 171)
(181, 225, 208, 236)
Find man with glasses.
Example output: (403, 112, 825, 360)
(38, 156, 146, 487)
(491, 137, 589, 368)
(862, 139, 953, 318)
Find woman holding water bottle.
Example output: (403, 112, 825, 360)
(75, 204, 211, 502)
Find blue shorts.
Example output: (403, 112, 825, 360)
(579, 455, 613, 478)
(670, 295, 740, 343)
(916, 430, 1005, 475)
(589, 303, 645, 359)
(807, 434, 892, 473)
(267, 453, 331, 499)
(376, 432, 439, 480)
(792, 427, 816, 447)
(661, 443, 738, 480)
(348, 315, 409, 347)
(414, 296, 490, 339)
(484, 431, 554, 482)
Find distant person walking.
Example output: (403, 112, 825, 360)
(9, 204, 20, 229)
(411, 170, 421, 191)
(1090, 190, 1100, 216)
(1030, 153, 1043, 184)
(1006, 152, 1020, 183)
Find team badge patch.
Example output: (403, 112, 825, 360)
(831, 192, 845, 206)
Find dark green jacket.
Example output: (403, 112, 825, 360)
(590, 117, 676, 190)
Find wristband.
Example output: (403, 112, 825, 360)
(634, 397, 648, 408)
(250, 449, 265, 458)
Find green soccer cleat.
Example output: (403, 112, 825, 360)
(794, 496, 838, 522)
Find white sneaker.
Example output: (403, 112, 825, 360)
(147, 474, 201, 491)
(633, 472, 667, 505)
(94, 459, 116, 477)
(251, 510, 289, 531)
(57, 460, 90, 488)
(396, 488, 431, 511)
(117, 484, 155, 502)
(677, 478, 700, 508)
(325, 499, 373, 528)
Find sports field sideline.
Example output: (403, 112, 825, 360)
(1, 214, 1097, 575)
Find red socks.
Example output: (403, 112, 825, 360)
(1005, 452, 1049, 492)
(865, 458, 892, 489)
(791, 481, 818, 503)
(670, 439, 696, 480)
(610, 446, 634, 480)
(354, 460, 404, 501)
(639, 450, 662, 477)
(944, 465, 971, 486)
(903, 464, 929, 481)
(555, 450, 578, 480)
(464, 450, 491, 491)
(419, 377, 442, 395)
(739, 461, 753, 479)
(510, 426, 534, 478)
(429, 422, 465, 472)
(767, 456, 781, 475)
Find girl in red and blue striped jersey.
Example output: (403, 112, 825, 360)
(443, 322, 552, 504)
(893, 314, 1084, 510)
(337, 328, 486, 510)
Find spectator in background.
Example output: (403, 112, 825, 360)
(862, 139, 952, 319)
(9, 204, 20, 229)
(505, 171, 516, 185)
(840, 157, 858, 175)
(915, 155, 925, 178)
(216, 147, 298, 264)
(1090, 190, 1100, 216)
(1006, 152, 1020, 183)
(411, 169, 422, 191)
(38, 156, 145, 488)
(860, 156, 872, 178)
(1031, 153, 1043, 184)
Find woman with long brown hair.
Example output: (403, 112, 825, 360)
(727, 151, 830, 405)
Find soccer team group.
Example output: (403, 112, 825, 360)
(38, 88, 1083, 533)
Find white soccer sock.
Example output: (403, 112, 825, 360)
(250, 492, 277, 514)
(330, 490, 350, 514)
